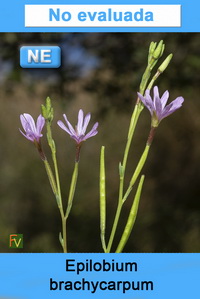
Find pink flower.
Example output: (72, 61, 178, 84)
(20, 113, 45, 143)
(138, 86, 184, 127)
(57, 109, 98, 144)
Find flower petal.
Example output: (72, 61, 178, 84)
(82, 113, 91, 134)
(63, 114, 76, 136)
(20, 114, 28, 132)
(57, 120, 72, 135)
(154, 92, 163, 120)
(137, 92, 154, 115)
(83, 122, 99, 141)
(139, 86, 184, 125)
(36, 114, 45, 136)
(70, 134, 80, 143)
(153, 86, 160, 106)
(23, 113, 37, 134)
(19, 128, 34, 142)
(77, 109, 84, 135)
(161, 96, 184, 119)
(160, 90, 169, 108)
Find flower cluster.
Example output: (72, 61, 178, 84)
(20, 109, 98, 162)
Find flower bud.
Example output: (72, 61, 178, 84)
(149, 42, 157, 56)
(153, 40, 164, 60)
(148, 41, 157, 62)
(160, 43, 165, 57)
(158, 54, 173, 73)
(46, 96, 52, 111)
(42, 97, 54, 122)
(41, 104, 47, 118)
(49, 107, 54, 122)
(149, 41, 157, 55)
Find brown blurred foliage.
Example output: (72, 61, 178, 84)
(0, 33, 200, 253)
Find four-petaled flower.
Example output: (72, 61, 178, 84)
(57, 109, 98, 144)
(20, 113, 45, 144)
(137, 86, 184, 127)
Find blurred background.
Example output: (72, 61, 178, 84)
(0, 33, 199, 253)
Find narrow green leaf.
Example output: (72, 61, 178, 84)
(100, 146, 107, 252)
(116, 175, 145, 253)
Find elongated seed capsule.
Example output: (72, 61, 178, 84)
(100, 146, 107, 252)
(116, 175, 145, 253)
(129, 145, 149, 189)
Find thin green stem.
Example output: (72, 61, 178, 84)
(123, 144, 150, 203)
(43, 159, 57, 196)
(45, 120, 68, 252)
(123, 104, 143, 172)
(43, 157, 67, 252)
(65, 162, 79, 219)
(52, 151, 63, 209)
(123, 58, 156, 183)
(139, 64, 152, 96)
(123, 127, 156, 203)
(147, 70, 161, 91)
(61, 216, 67, 253)
(106, 198, 123, 253)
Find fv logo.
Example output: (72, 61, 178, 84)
(9, 234, 23, 248)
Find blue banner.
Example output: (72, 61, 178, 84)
(0, 0, 198, 32)
(0, 253, 200, 298)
